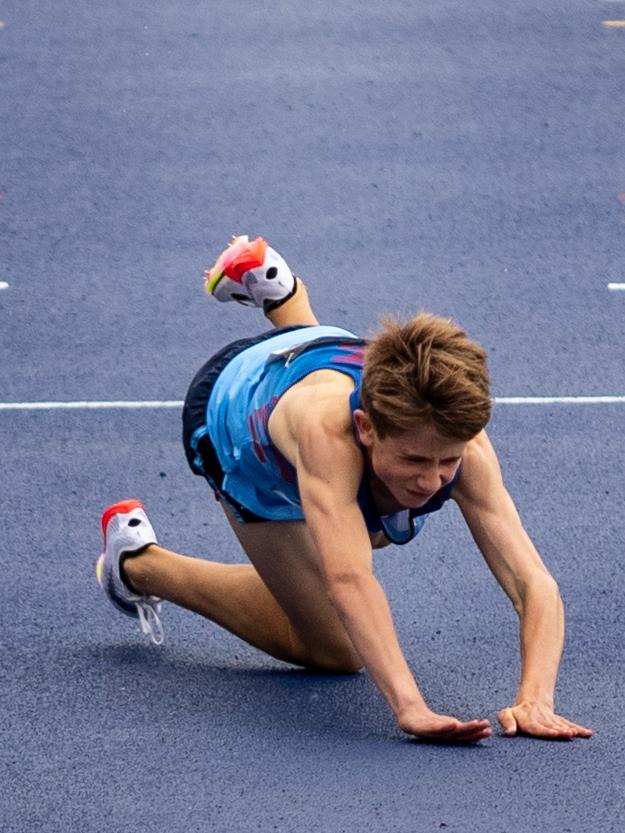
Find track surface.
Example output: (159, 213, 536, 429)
(2, 2, 624, 831)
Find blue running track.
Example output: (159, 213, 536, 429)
(2, 2, 624, 831)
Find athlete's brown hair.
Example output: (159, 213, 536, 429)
(360, 313, 491, 441)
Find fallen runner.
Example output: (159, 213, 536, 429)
(97, 235, 592, 743)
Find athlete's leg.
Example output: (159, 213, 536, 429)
(131, 240, 334, 663)
(265, 278, 319, 328)
(123, 504, 363, 672)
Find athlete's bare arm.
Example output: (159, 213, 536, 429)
(453, 431, 592, 740)
(270, 384, 491, 742)
(269, 371, 392, 549)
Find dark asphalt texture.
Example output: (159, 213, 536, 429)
(2, 1, 625, 832)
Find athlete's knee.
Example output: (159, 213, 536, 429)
(286, 617, 363, 673)
(304, 646, 364, 674)
(322, 655, 364, 674)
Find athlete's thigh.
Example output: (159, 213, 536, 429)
(221, 503, 359, 663)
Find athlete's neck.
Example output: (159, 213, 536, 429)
(363, 451, 406, 515)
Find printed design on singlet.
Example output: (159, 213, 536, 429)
(247, 413, 267, 463)
(248, 395, 297, 485)
(331, 345, 366, 366)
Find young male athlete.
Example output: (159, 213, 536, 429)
(97, 235, 592, 743)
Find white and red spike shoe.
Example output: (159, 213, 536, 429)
(96, 499, 164, 645)
(204, 234, 297, 312)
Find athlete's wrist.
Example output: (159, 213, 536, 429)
(516, 676, 556, 708)
(394, 699, 436, 729)
(514, 690, 555, 710)
(389, 687, 430, 721)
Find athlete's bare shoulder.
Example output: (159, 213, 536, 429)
(268, 370, 357, 468)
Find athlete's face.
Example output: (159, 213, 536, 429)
(354, 410, 466, 508)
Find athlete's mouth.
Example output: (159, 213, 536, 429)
(406, 488, 433, 501)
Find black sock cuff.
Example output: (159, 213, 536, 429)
(263, 274, 299, 314)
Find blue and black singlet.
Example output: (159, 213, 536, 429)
(190, 325, 460, 544)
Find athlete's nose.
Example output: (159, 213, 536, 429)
(415, 467, 444, 494)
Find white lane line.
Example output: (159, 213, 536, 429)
(494, 396, 625, 405)
(0, 282, 9, 290)
(608, 283, 625, 290)
(0, 400, 185, 410)
(2, 396, 625, 412)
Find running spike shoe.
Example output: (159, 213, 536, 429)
(204, 234, 297, 312)
(96, 499, 164, 645)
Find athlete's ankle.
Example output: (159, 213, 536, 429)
(266, 278, 319, 327)
(263, 275, 300, 315)
(121, 544, 160, 594)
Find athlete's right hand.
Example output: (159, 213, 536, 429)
(397, 708, 492, 743)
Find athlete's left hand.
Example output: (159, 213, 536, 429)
(497, 701, 593, 740)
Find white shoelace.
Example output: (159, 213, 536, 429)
(136, 599, 164, 645)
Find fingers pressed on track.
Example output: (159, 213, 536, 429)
(561, 720, 593, 737)
(416, 720, 493, 744)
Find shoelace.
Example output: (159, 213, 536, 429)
(136, 599, 164, 645)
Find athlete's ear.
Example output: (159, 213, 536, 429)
(353, 409, 376, 447)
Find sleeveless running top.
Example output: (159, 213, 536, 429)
(198, 326, 460, 543)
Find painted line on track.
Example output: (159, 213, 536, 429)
(608, 283, 625, 290)
(0, 400, 185, 411)
(2, 396, 625, 412)
(494, 396, 625, 405)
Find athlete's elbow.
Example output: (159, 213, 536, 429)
(324, 566, 372, 606)
(514, 572, 562, 617)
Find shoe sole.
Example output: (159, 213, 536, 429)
(206, 270, 227, 295)
(95, 552, 106, 587)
